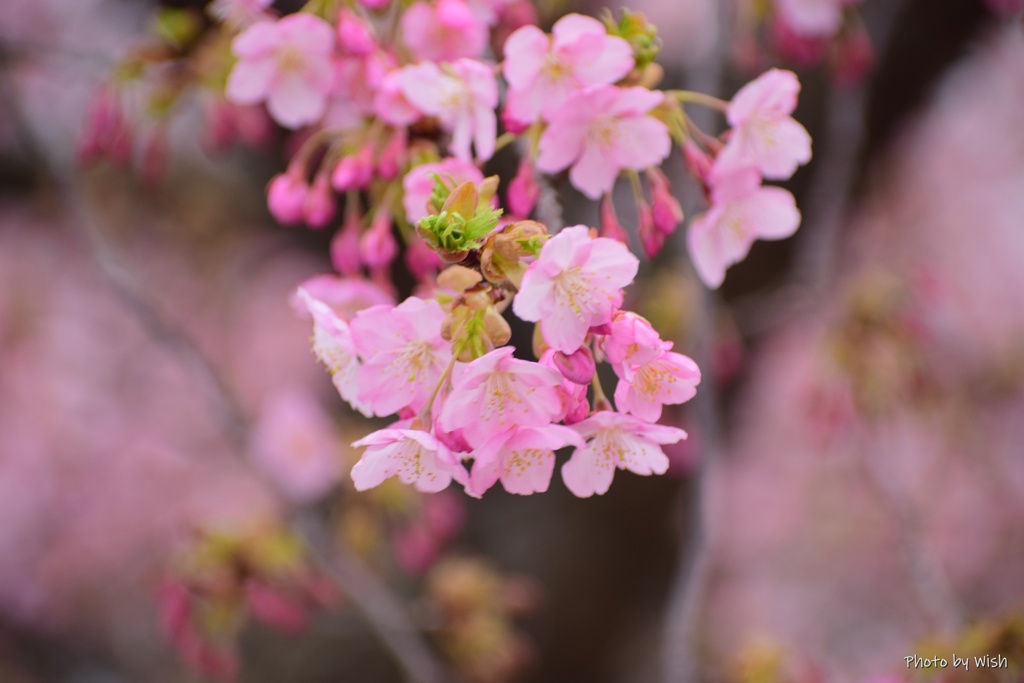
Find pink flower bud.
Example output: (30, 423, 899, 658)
(405, 237, 443, 281)
(235, 104, 275, 147)
(552, 346, 596, 384)
(501, 107, 530, 135)
(245, 580, 307, 634)
(832, 24, 874, 88)
(638, 202, 665, 259)
(648, 169, 683, 236)
(376, 131, 406, 180)
(769, 17, 827, 67)
(331, 145, 374, 191)
(267, 172, 309, 225)
(303, 173, 336, 228)
(683, 141, 713, 187)
(360, 213, 398, 268)
(508, 158, 540, 217)
(338, 9, 375, 55)
(599, 195, 630, 243)
(331, 212, 363, 275)
(359, 0, 390, 9)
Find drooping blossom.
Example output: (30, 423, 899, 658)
(295, 289, 368, 415)
(502, 14, 634, 126)
(513, 225, 639, 354)
(266, 171, 308, 224)
(397, 59, 498, 161)
(401, 0, 488, 62)
(537, 86, 671, 199)
(226, 15, 336, 129)
(467, 425, 583, 497)
(601, 311, 667, 379)
(717, 69, 812, 180)
(349, 298, 451, 416)
(402, 158, 485, 224)
(337, 9, 376, 56)
(613, 350, 701, 422)
(251, 392, 340, 503)
(562, 412, 687, 497)
(438, 347, 562, 446)
(687, 165, 801, 289)
(351, 427, 465, 492)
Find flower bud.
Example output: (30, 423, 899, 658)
(304, 173, 336, 228)
(638, 202, 665, 259)
(267, 172, 309, 225)
(360, 214, 398, 268)
(483, 307, 512, 346)
(682, 141, 713, 187)
(377, 131, 406, 180)
(599, 195, 630, 243)
(437, 264, 483, 293)
(331, 145, 374, 191)
(331, 211, 363, 275)
(507, 159, 539, 217)
(337, 9, 375, 55)
(647, 168, 682, 236)
(480, 220, 546, 286)
(552, 346, 596, 384)
(604, 9, 660, 69)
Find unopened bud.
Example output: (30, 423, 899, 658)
(552, 346, 596, 384)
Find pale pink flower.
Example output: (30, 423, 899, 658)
(351, 428, 465, 493)
(289, 275, 394, 321)
(325, 53, 390, 129)
(349, 298, 451, 417)
(375, 70, 420, 126)
(401, 0, 488, 62)
(717, 69, 812, 180)
(601, 311, 667, 380)
(402, 158, 485, 224)
(397, 59, 498, 161)
(226, 15, 336, 129)
(562, 412, 687, 497)
(687, 165, 801, 289)
(438, 347, 562, 446)
(613, 351, 701, 422)
(467, 425, 583, 497)
(502, 14, 634, 126)
(295, 289, 369, 415)
(513, 225, 639, 354)
(252, 391, 340, 503)
(537, 86, 671, 199)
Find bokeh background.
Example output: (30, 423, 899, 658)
(3, 1, 1024, 682)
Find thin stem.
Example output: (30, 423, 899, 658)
(492, 131, 518, 155)
(419, 352, 459, 423)
(671, 90, 730, 111)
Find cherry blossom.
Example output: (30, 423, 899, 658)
(536, 86, 671, 199)
(601, 311, 667, 380)
(208, 0, 274, 28)
(401, 0, 488, 62)
(717, 68, 812, 180)
(397, 59, 498, 161)
(687, 165, 801, 289)
(513, 225, 639, 354)
(351, 427, 465, 493)
(295, 289, 368, 415)
(613, 350, 701, 422)
(349, 298, 451, 416)
(467, 425, 583, 497)
(539, 350, 590, 425)
(226, 15, 336, 129)
(562, 412, 687, 497)
(438, 347, 562, 447)
(502, 14, 634, 127)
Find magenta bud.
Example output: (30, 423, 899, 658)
(376, 131, 406, 180)
(647, 169, 682, 236)
(267, 172, 309, 225)
(832, 24, 874, 88)
(331, 213, 363, 275)
(683, 141, 713, 186)
(553, 347, 596, 384)
(303, 174, 336, 228)
(359, 0, 390, 9)
(501, 107, 530, 135)
(638, 203, 666, 258)
(360, 214, 398, 268)
(599, 194, 630, 243)
(245, 580, 307, 634)
(331, 145, 374, 191)
(508, 158, 540, 217)
(338, 9, 375, 55)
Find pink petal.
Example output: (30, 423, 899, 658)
(569, 142, 620, 199)
(561, 444, 616, 497)
(503, 25, 548, 88)
(226, 57, 276, 104)
(267, 75, 327, 128)
(743, 187, 801, 240)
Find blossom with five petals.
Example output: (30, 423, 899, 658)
(513, 225, 639, 354)
(401, 0, 488, 62)
(502, 14, 634, 127)
(227, 15, 336, 129)
(536, 86, 671, 199)
(467, 425, 583, 497)
(349, 298, 451, 417)
(562, 412, 687, 497)
(613, 351, 701, 422)
(351, 427, 465, 492)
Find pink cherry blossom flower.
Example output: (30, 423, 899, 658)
(401, 0, 488, 62)
(266, 171, 308, 224)
(325, 53, 391, 129)
(397, 59, 498, 161)
(502, 14, 634, 126)
(438, 347, 562, 446)
(295, 289, 369, 415)
(402, 158, 486, 224)
(562, 412, 687, 497)
(467, 425, 583, 497)
(513, 225, 639, 354)
(349, 298, 451, 417)
(252, 391, 340, 503)
(226, 15, 336, 129)
(351, 427, 465, 492)
(601, 311, 667, 380)
(613, 350, 701, 422)
(717, 69, 812, 180)
(537, 86, 671, 199)
(375, 70, 421, 126)
(289, 275, 394, 320)
(687, 165, 801, 289)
